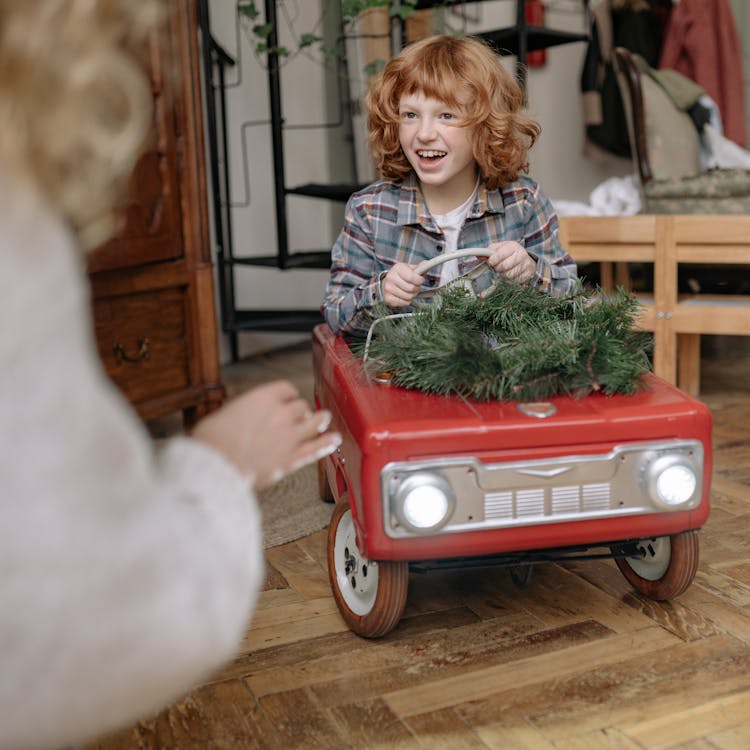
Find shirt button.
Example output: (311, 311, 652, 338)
(436, 245, 443, 251)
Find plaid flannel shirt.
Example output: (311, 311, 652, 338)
(322, 173, 578, 337)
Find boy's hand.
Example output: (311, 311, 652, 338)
(382, 262, 424, 308)
(487, 241, 535, 283)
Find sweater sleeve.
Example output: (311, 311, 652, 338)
(0, 187, 265, 750)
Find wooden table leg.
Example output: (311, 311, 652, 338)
(678, 333, 701, 396)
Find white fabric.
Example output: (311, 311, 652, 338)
(0, 175, 264, 750)
(552, 175, 642, 217)
(703, 123, 750, 169)
(432, 182, 478, 285)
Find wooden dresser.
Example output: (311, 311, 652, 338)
(87, 0, 223, 426)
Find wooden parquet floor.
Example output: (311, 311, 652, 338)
(92, 337, 750, 750)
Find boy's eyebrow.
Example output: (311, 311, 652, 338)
(399, 96, 455, 106)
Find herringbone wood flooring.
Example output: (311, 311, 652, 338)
(91, 336, 750, 750)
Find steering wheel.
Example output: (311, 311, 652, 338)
(413, 247, 494, 302)
(414, 247, 493, 275)
(364, 248, 496, 363)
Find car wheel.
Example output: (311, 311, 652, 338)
(614, 531, 699, 600)
(317, 458, 335, 503)
(327, 496, 408, 637)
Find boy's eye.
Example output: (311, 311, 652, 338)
(401, 111, 417, 120)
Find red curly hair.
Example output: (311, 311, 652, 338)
(365, 34, 541, 189)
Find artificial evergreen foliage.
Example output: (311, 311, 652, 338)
(360, 279, 652, 401)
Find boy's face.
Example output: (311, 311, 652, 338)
(398, 91, 477, 210)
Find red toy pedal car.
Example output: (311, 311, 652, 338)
(314, 272, 712, 638)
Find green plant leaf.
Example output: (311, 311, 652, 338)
(342, 0, 391, 22)
(363, 59, 387, 76)
(299, 33, 322, 49)
(320, 42, 345, 61)
(390, 0, 419, 20)
(252, 23, 273, 39)
(237, 0, 259, 21)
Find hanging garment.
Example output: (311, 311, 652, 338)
(658, 0, 746, 147)
(581, 0, 674, 157)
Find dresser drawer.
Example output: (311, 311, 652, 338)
(93, 287, 190, 405)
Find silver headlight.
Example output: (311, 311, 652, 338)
(644, 454, 698, 508)
(392, 472, 455, 534)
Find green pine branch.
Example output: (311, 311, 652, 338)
(358, 280, 652, 401)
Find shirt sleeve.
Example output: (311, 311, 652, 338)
(523, 182, 580, 296)
(321, 194, 383, 337)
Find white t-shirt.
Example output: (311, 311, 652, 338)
(431, 182, 479, 285)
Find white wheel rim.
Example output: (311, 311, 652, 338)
(333, 508, 379, 615)
(625, 536, 671, 580)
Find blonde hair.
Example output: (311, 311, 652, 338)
(0, 0, 162, 249)
(366, 34, 541, 189)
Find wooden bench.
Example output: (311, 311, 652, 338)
(559, 215, 750, 395)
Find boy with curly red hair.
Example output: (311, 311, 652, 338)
(322, 34, 578, 337)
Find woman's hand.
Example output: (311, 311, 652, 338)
(487, 241, 535, 283)
(382, 262, 424, 308)
(191, 380, 341, 489)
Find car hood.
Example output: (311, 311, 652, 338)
(316, 326, 712, 457)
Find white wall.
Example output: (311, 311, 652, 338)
(207, 0, 747, 360)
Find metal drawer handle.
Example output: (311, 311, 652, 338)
(113, 338, 150, 364)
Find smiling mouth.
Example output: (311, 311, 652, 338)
(417, 150, 446, 160)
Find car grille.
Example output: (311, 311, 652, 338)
(486, 481, 613, 520)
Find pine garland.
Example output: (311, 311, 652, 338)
(358, 280, 652, 402)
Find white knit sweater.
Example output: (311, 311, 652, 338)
(0, 178, 264, 750)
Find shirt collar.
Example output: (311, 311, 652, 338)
(397, 173, 505, 228)
(397, 173, 427, 226)
(470, 181, 505, 218)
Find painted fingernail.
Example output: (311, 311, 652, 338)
(287, 433, 342, 474)
(306, 435, 341, 464)
(325, 432, 342, 453)
(316, 409, 332, 433)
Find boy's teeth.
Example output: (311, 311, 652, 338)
(419, 150, 446, 157)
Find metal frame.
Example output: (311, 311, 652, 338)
(198, 0, 362, 359)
